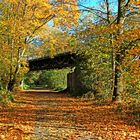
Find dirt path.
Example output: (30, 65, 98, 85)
(0, 91, 140, 140)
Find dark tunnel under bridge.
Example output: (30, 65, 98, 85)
(28, 52, 81, 93)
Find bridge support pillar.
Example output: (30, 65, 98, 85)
(67, 68, 81, 95)
(67, 72, 76, 94)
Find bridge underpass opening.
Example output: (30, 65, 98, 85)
(23, 68, 71, 92)
(25, 52, 80, 94)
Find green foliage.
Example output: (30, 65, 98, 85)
(75, 45, 112, 101)
(24, 69, 70, 91)
(23, 84, 30, 90)
(24, 72, 41, 89)
(0, 90, 14, 105)
(7, 94, 14, 102)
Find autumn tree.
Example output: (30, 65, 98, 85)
(27, 28, 77, 59)
(110, 0, 140, 101)
(0, 0, 79, 91)
(75, 0, 140, 101)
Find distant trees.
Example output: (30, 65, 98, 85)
(24, 69, 70, 91)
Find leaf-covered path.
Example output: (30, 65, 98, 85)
(0, 90, 140, 140)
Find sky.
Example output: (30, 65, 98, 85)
(79, 0, 118, 15)
(78, 0, 101, 7)
(78, 0, 118, 12)
(77, 0, 118, 24)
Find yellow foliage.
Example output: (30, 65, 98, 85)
(0, 0, 79, 90)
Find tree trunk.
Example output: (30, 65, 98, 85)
(111, 0, 128, 102)
(7, 47, 23, 92)
(112, 64, 120, 101)
(7, 78, 16, 92)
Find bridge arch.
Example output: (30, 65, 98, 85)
(28, 52, 80, 94)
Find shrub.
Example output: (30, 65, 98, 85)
(75, 46, 112, 101)
(0, 90, 14, 105)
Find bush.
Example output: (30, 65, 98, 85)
(0, 90, 14, 105)
(75, 46, 112, 101)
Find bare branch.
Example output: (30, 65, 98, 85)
(32, 14, 55, 34)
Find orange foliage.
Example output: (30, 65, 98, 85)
(0, 91, 140, 139)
